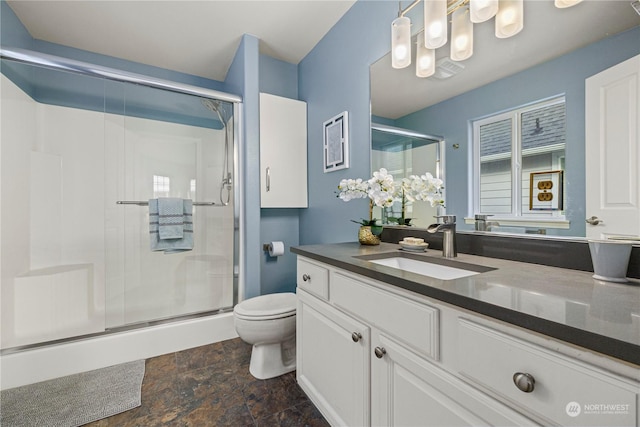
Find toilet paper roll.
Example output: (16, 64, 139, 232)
(268, 241, 285, 257)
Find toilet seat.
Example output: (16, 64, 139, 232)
(234, 292, 296, 320)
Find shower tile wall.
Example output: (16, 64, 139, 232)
(1, 74, 106, 349)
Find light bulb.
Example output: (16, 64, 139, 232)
(470, 0, 498, 23)
(555, 0, 583, 7)
(451, 7, 473, 61)
(424, 0, 448, 49)
(391, 16, 411, 69)
(416, 36, 435, 78)
(496, 0, 523, 38)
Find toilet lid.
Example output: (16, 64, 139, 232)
(234, 292, 297, 318)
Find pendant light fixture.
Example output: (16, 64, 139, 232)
(424, 0, 448, 49)
(416, 33, 436, 77)
(470, 0, 498, 23)
(390, 0, 583, 77)
(495, 0, 524, 38)
(450, 6, 473, 61)
(392, 15, 412, 69)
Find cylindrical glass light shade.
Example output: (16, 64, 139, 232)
(392, 16, 412, 69)
(424, 0, 448, 49)
(495, 0, 523, 38)
(554, 0, 583, 7)
(451, 7, 473, 61)
(416, 35, 435, 78)
(470, 0, 498, 23)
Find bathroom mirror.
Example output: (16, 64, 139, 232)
(370, 0, 639, 238)
(371, 123, 444, 229)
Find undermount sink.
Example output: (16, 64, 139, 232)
(356, 253, 495, 280)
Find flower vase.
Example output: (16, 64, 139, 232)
(358, 226, 381, 246)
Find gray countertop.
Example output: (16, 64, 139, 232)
(291, 242, 640, 366)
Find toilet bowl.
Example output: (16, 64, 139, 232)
(233, 292, 297, 379)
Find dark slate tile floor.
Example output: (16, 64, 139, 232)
(85, 338, 330, 426)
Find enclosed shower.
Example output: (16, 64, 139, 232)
(0, 48, 240, 355)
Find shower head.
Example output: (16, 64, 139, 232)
(201, 98, 222, 113)
(201, 98, 228, 127)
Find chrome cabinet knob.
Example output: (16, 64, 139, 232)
(374, 347, 386, 359)
(302, 274, 310, 282)
(586, 216, 603, 226)
(513, 372, 535, 393)
(351, 332, 362, 343)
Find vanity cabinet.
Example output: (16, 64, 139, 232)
(259, 92, 307, 208)
(297, 290, 370, 426)
(296, 256, 639, 427)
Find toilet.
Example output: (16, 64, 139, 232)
(233, 292, 297, 379)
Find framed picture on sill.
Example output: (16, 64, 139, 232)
(529, 170, 563, 211)
(323, 111, 349, 173)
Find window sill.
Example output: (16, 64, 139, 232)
(464, 217, 570, 229)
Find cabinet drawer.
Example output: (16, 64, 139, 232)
(458, 319, 638, 426)
(297, 258, 329, 300)
(331, 271, 439, 361)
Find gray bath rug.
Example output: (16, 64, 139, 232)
(0, 359, 145, 427)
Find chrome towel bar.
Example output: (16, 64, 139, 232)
(117, 201, 218, 206)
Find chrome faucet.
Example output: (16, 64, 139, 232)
(427, 215, 457, 258)
(475, 214, 500, 232)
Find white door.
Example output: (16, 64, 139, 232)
(585, 55, 640, 239)
(296, 289, 370, 427)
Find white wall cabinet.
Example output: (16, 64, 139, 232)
(259, 93, 308, 208)
(296, 256, 639, 427)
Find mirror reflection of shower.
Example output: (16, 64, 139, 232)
(371, 123, 445, 229)
(202, 98, 233, 205)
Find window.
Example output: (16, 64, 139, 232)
(473, 97, 566, 219)
(153, 175, 170, 197)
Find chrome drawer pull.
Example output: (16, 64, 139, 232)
(351, 332, 362, 343)
(513, 372, 535, 393)
(374, 347, 386, 359)
(302, 274, 310, 282)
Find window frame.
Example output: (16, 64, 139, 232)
(471, 96, 567, 222)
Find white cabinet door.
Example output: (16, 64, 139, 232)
(259, 93, 308, 208)
(297, 289, 370, 427)
(585, 55, 640, 239)
(371, 332, 537, 427)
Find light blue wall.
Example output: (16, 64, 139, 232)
(299, 0, 639, 242)
(396, 26, 640, 237)
(259, 55, 301, 295)
(299, 1, 396, 245)
(0, 1, 33, 49)
(225, 34, 262, 299)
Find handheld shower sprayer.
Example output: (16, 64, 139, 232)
(201, 98, 232, 205)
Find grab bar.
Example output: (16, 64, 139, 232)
(116, 201, 218, 206)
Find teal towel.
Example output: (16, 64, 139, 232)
(158, 197, 185, 239)
(149, 199, 193, 253)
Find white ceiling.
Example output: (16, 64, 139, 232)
(371, 1, 640, 119)
(7, 0, 357, 82)
(6, 1, 638, 120)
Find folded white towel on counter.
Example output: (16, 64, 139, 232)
(149, 198, 193, 253)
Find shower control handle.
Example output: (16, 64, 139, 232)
(351, 332, 362, 343)
(302, 274, 311, 282)
(266, 167, 271, 192)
